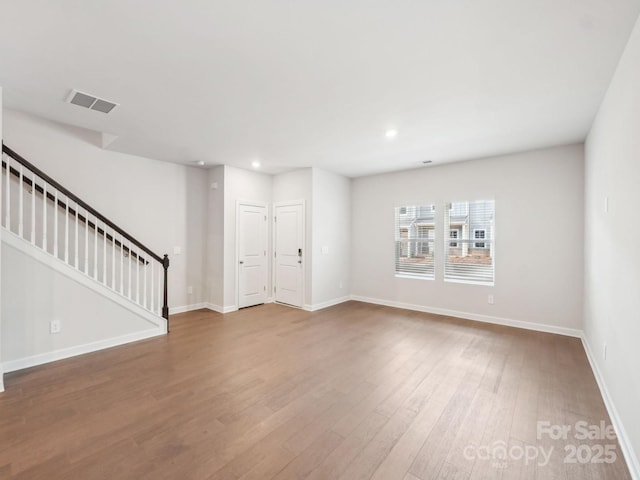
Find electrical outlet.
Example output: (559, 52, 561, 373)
(188, 286, 193, 295)
(603, 343, 607, 360)
(339, 280, 343, 289)
(488, 294, 494, 305)
(50, 320, 61, 334)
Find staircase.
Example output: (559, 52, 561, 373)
(1, 144, 170, 361)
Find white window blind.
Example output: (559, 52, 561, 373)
(395, 205, 435, 278)
(444, 200, 494, 285)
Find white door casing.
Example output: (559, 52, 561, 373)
(274, 202, 304, 308)
(237, 202, 268, 308)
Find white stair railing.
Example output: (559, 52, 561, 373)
(1, 144, 170, 326)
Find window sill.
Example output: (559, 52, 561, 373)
(395, 274, 435, 281)
(444, 278, 494, 287)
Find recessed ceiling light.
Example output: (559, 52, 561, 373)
(196, 160, 205, 166)
(385, 129, 398, 139)
(251, 160, 261, 169)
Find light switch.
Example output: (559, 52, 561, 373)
(321, 246, 329, 254)
(173, 246, 182, 255)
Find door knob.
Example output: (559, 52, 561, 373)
(239, 261, 244, 264)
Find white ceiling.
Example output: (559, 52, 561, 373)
(1, 1, 639, 177)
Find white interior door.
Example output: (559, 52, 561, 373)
(274, 202, 304, 307)
(238, 203, 267, 308)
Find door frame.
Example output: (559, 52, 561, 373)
(272, 200, 305, 308)
(236, 200, 269, 309)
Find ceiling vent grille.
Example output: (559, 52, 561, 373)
(66, 89, 118, 114)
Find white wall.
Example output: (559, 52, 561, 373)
(222, 166, 272, 309)
(351, 144, 584, 334)
(1, 234, 164, 371)
(2, 109, 208, 312)
(311, 168, 351, 308)
(273, 168, 313, 306)
(206, 166, 225, 309)
(584, 16, 640, 476)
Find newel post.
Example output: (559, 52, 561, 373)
(162, 254, 170, 330)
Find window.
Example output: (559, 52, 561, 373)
(444, 200, 494, 285)
(395, 205, 435, 279)
(449, 229, 459, 247)
(473, 229, 486, 248)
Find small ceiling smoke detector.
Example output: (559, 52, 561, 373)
(66, 89, 118, 114)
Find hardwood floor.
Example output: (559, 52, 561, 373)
(0, 301, 632, 479)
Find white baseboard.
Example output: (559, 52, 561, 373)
(581, 335, 640, 479)
(2, 326, 166, 374)
(303, 296, 352, 312)
(168, 298, 272, 316)
(349, 295, 582, 338)
(170, 303, 207, 315)
(205, 303, 238, 314)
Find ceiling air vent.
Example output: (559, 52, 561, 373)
(66, 89, 118, 114)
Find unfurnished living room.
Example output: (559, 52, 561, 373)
(0, 1, 639, 479)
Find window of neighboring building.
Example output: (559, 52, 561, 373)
(395, 205, 435, 279)
(473, 229, 486, 248)
(449, 229, 459, 247)
(444, 200, 494, 285)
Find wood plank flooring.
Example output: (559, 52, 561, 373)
(0, 301, 632, 479)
